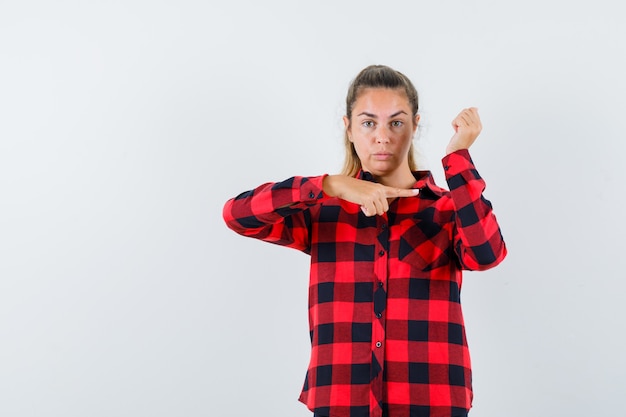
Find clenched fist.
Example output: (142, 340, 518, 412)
(446, 107, 482, 155)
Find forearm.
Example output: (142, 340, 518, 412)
(222, 175, 327, 249)
(443, 150, 507, 270)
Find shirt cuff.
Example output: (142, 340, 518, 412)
(441, 149, 475, 178)
(300, 174, 330, 203)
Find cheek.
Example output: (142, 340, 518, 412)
(350, 137, 370, 159)
(400, 129, 414, 144)
(351, 139, 365, 155)
(397, 134, 413, 156)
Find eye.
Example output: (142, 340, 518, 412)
(391, 120, 404, 128)
(362, 120, 375, 128)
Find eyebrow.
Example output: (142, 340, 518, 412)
(356, 110, 409, 118)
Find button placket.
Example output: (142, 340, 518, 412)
(373, 215, 388, 347)
(370, 215, 389, 417)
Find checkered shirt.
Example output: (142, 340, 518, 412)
(222, 150, 507, 417)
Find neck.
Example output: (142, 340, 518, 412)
(373, 167, 416, 189)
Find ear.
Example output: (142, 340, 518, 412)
(413, 114, 420, 134)
(343, 116, 352, 141)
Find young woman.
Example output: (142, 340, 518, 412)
(223, 65, 507, 417)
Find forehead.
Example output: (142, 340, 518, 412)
(353, 87, 411, 114)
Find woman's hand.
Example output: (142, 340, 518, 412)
(446, 107, 482, 155)
(323, 175, 418, 217)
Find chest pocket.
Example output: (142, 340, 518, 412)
(398, 218, 452, 272)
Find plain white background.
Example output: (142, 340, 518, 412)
(1, 1, 625, 416)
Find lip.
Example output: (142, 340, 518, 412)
(373, 152, 393, 160)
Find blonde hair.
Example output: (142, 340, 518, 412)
(341, 65, 419, 177)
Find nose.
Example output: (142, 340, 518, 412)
(376, 126, 391, 144)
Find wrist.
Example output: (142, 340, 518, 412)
(322, 175, 339, 197)
(446, 146, 464, 155)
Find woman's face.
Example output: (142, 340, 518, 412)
(344, 87, 419, 178)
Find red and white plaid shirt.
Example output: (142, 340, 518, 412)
(223, 150, 507, 417)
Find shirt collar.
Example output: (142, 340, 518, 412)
(357, 170, 447, 197)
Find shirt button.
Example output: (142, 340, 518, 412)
(379, 250, 385, 257)
(308, 191, 315, 199)
(381, 224, 387, 230)
(375, 341, 382, 348)
(375, 312, 382, 318)
(378, 281, 383, 288)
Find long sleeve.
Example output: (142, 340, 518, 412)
(222, 175, 328, 253)
(443, 149, 507, 271)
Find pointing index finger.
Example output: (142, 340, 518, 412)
(388, 187, 419, 198)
